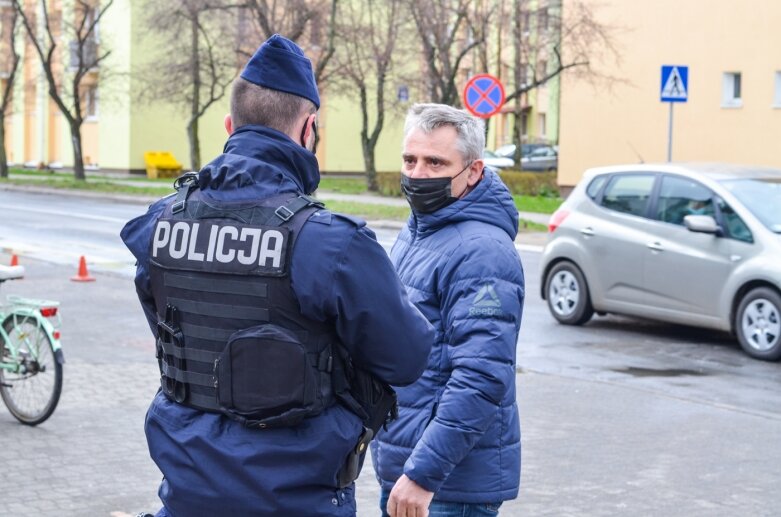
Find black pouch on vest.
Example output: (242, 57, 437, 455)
(216, 324, 318, 427)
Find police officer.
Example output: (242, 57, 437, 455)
(121, 35, 434, 517)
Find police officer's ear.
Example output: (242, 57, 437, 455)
(301, 113, 318, 152)
(224, 114, 234, 136)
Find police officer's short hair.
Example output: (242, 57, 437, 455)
(231, 77, 317, 135)
(403, 103, 485, 164)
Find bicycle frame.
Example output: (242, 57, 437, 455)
(0, 295, 64, 373)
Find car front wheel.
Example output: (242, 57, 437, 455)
(545, 261, 594, 325)
(736, 287, 781, 361)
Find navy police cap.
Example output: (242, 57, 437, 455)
(240, 34, 320, 109)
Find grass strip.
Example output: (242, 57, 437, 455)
(513, 195, 563, 214)
(0, 177, 174, 197)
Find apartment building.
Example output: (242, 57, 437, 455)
(558, 0, 781, 191)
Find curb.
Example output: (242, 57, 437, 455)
(0, 183, 159, 206)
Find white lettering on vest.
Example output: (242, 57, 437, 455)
(238, 228, 262, 265)
(259, 229, 284, 268)
(206, 225, 218, 262)
(186, 223, 205, 261)
(169, 222, 190, 259)
(216, 226, 238, 263)
(152, 221, 171, 257)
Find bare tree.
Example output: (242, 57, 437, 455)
(334, 0, 403, 191)
(242, 0, 339, 88)
(13, 0, 113, 181)
(137, 0, 242, 172)
(406, 0, 493, 106)
(0, 6, 21, 179)
(505, 0, 619, 163)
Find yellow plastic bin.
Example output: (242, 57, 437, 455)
(144, 151, 183, 179)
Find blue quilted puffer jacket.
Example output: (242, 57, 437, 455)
(371, 168, 525, 503)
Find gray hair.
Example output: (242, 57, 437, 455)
(231, 77, 316, 134)
(403, 103, 485, 163)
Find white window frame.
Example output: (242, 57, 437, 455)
(721, 72, 742, 108)
(538, 113, 546, 138)
(773, 71, 781, 108)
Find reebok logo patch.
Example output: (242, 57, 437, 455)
(468, 283, 504, 317)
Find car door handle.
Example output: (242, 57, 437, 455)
(580, 227, 595, 237)
(647, 242, 664, 252)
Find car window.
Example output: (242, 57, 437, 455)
(586, 175, 607, 200)
(600, 174, 655, 217)
(529, 147, 552, 158)
(717, 199, 753, 243)
(655, 175, 715, 225)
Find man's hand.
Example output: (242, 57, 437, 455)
(387, 474, 435, 517)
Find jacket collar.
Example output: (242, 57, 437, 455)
(198, 125, 320, 198)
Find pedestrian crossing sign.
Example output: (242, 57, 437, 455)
(661, 65, 688, 102)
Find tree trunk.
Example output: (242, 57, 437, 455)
(512, 0, 524, 166)
(362, 141, 377, 192)
(188, 14, 201, 172)
(0, 119, 8, 179)
(187, 118, 201, 172)
(71, 123, 86, 181)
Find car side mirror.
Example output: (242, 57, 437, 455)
(683, 215, 720, 234)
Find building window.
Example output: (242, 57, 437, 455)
(774, 72, 781, 108)
(538, 7, 549, 32)
(84, 85, 98, 120)
(722, 72, 742, 108)
(537, 60, 547, 80)
(538, 113, 546, 138)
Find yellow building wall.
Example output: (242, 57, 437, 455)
(96, 0, 130, 169)
(321, 92, 408, 174)
(558, 0, 781, 188)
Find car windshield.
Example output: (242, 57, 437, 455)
(484, 150, 498, 158)
(721, 178, 781, 233)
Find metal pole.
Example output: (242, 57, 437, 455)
(667, 102, 673, 162)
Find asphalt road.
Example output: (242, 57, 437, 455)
(0, 189, 779, 516)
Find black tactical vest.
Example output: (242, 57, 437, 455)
(148, 176, 340, 429)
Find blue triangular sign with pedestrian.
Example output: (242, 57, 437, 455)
(661, 65, 688, 103)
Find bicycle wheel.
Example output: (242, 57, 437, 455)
(0, 315, 62, 425)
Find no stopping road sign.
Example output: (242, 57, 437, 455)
(463, 74, 506, 119)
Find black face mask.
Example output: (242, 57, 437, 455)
(401, 163, 471, 214)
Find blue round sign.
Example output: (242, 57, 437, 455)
(463, 74, 506, 119)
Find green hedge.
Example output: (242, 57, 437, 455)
(498, 170, 560, 197)
(377, 170, 559, 198)
(377, 171, 403, 196)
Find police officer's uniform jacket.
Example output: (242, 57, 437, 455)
(121, 125, 434, 517)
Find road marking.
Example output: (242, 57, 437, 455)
(0, 204, 129, 224)
(516, 243, 544, 253)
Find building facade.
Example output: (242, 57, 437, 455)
(558, 0, 781, 192)
(2, 0, 560, 175)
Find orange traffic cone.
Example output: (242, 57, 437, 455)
(70, 255, 96, 282)
(10, 254, 19, 266)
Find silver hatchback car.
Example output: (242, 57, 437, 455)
(540, 163, 781, 360)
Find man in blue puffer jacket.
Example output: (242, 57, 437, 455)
(372, 104, 525, 517)
(121, 35, 433, 517)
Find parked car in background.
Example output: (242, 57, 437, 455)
(494, 143, 546, 159)
(540, 163, 781, 361)
(521, 146, 558, 172)
(483, 149, 515, 170)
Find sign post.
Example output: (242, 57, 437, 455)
(462, 74, 506, 119)
(660, 65, 688, 161)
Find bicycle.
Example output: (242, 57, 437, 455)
(0, 264, 63, 425)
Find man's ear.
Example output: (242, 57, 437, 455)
(467, 158, 484, 185)
(224, 114, 233, 136)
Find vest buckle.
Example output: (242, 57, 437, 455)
(274, 205, 295, 222)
